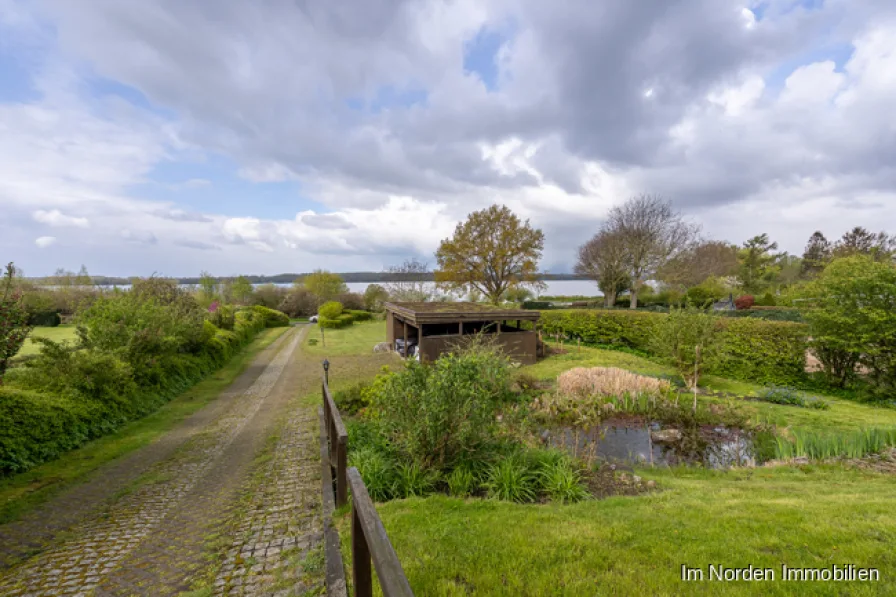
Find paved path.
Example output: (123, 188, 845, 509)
(0, 325, 326, 597)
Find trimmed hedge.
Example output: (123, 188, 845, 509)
(346, 309, 373, 322)
(540, 309, 808, 385)
(319, 313, 355, 329)
(0, 308, 269, 476)
(250, 305, 290, 327)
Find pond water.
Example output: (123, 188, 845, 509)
(547, 419, 757, 469)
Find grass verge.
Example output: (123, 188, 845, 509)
(0, 326, 288, 524)
(15, 325, 78, 358)
(303, 320, 386, 357)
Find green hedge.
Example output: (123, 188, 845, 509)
(540, 309, 808, 385)
(27, 311, 61, 327)
(723, 308, 803, 323)
(250, 305, 290, 327)
(0, 308, 268, 476)
(319, 313, 355, 329)
(346, 309, 373, 321)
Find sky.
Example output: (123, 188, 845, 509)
(1, 0, 895, 277)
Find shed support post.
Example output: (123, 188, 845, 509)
(403, 321, 408, 358)
(458, 321, 463, 335)
(417, 324, 423, 361)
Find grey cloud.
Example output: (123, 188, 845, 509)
(300, 213, 355, 229)
(121, 229, 158, 245)
(173, 239, 222, 250)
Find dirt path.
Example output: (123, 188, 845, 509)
(0, 325, 327, 597)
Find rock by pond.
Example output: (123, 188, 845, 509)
(546, 417, 757, 469)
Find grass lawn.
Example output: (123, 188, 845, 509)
(15, 325, 79, 358)
(345, 465, 896, 596)
(303, 320, 386, 357)
(0, 326, 288, 524)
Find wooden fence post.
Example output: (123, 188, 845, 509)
(352, 499, 373, 597)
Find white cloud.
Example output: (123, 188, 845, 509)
(34, 236, 57, 248)
(32, 209, 90, 228)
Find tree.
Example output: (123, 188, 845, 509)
(832, 227, 896, 262)
(231, 275, 253, 305)
(384, 258, 432, 302)
(606, 195, 697, 309)
(651, 304, 721, 395)
(300, 270, 348, 304)
(363, 284, 389, 311)
(0, 263, 32, 383)
(801, 231, 831, 277)
(657, 240, 739, 291)
(738, 234, 781, 293)
(502, 287, 533, 304)
(198, 271, 218, 304)
(435, 204, 545, 305)
(798, 255, 896, 394)
(574, 229, 630, 307)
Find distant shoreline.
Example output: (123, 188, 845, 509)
(29, 273, 589, 286)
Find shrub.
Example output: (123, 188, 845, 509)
(393, 463, 439, 498)
(207, 303, 236, 330)
(755, 292, 778, 307)
(557, 367, 671, 398)
(251, 284, 288, 309)
(318, 301, 343, 320)
(348, 447, 396, 502)
(757, 386, 829, 410)
(27, 311, 61, 327)
(538, 459, 590, 503)
(734, 295, 755, 310)
(277, 288, 317, 317)
(651, 305, 722, 390)
(484, 458, 537, 503)
(334, 382, 371, 415)
(446, 467, 477, 498)
(346, 309, 373, 322)
(369, 343, 512, 471)
(522, 301, 552, 310)
(1, 263, 31, 382)
(540, 309, 659, 350)
(335, 292, 365, 311)
(251, 305, 290, 327)
(319, 317, 350, 329)
(363, 284, 389, 312)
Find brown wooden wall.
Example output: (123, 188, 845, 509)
(419, 330, 537, 365)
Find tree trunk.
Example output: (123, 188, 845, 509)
(604, 290, 616, 308)
(630, 284, 639, 309)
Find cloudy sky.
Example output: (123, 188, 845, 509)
(1, 0, 895, 277)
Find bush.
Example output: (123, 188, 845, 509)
(348, 447, 396, 502)
(522, 301, 552, 310)
(538, 459, 590, 504)
(27, 311, 61, 327)
(277, 288, 317, 318)
(484, 458, 537, 503)
(335, 292, 365, 311)
(251, 284, 288, 309)
(368, 343, 512, 471)
(319, 317, 350, 329)
(337, 313, 354, 326)
(651, 305, 722, 390)
(251, 305, 289, 327)
(734, 295, 755, 310)
(207, 303, 235, 330)
(757, 386, 829, 410)
(318, 301, 343, 320)
(540, 309, 659, 351)
(363, 284, 389, 312)
(347, 309, 373, 322)
(334, 382, 371, 415)
(446, 467, 477, 497)
(755, 292, 778, 307)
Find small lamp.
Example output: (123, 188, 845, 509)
(322, 358, 330, 385)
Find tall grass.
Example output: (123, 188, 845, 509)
(774, 428, 896, 460)
(557, 367, 671, 398)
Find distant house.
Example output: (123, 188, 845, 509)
(383, 302, 542, 365)
(712, 294, 736, 311)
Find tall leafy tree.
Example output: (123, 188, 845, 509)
(0, 263, 33, 383)
(832, 227, 896, 262)
(435, 204, 545, 305)
(606, 195, 697, 309)
(800, 231, 831, 277)
(738, 234, 781, 293)
(300, 269, 348, 304)
(198, 271, 218, 304)
(231, 275, 254, 304)
(574, 229, 630, 307)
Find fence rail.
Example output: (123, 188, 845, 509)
(321, 367, 414, 596)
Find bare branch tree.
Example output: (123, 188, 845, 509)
(574, 229, 630, 307)
(657, 240, 739, 291)
(607, 195, 698, 309)
(384, 258, 433, 302)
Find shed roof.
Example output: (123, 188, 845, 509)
(384, 301, 541, 324)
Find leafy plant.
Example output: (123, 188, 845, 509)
(446, 467, 476, 498)
(0, 263, 32, 383)
(651, 304, 721, 390)
(484, 458, 537, 503)
(348, 447, 396, 502)
(334, 382, 371, 415)
(393, 463, 439, 498)
(757, 386, 829, 410)
(318, 301, 343, 320)
(538, 459, 590, 504)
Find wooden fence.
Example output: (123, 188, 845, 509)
(321, 372, 414, 597)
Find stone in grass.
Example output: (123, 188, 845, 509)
(373, 341, 392, 353)
(650, 428, 682, 444)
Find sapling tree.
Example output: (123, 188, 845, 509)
(0, 262, 32, 383)
(651, 304, 721, 397)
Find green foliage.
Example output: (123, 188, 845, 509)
(1, 263, 32, 381)
(774, 428, 896, 460)
(393, 463, 440, 498)
(333, 382, 371, 415)
(757, 386, 829, 410)
(300, 270, 348, 303)
(541, 309, 809, 386)
(723, 308, 803, 322)
(318, 301, 343, 320)
(738, 233, 781, 294)
(484, 458, 537, 503)
(684, 277, 728, 307)
(348, 447, 397, 502)
(27, 311, 61, 327)
(231, 275, 253, 305)
(522, 301, 553, 310)
(651, 305, 722, 389)
(319, 317, 352, 329)
(363, 283, 390, 312)
(198, 271, 218, 305)
(798, 256, 896, 396)
(538, 459, 590, 504)
(250, 305, 289, 327)
(755, 292, 777, 307)
(207, 303, 235, 330)
(446, 467, 477, 498)
(368, 343, 513, 471)
(277, 287, 316, 317)
(346, 309, 373, 322)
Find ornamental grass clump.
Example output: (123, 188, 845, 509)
(557, 367, 671, 398)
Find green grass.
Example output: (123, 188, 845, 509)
(15, 324, 78, 357)
(0, 326, 288, 524)
(348, 466, 896, 596)
(303, 320, 386, 356)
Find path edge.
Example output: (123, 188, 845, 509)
(319, 406, 348, 597)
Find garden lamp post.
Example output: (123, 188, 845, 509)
(322, 358, 329, 385)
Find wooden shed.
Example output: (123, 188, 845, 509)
(383, 302, 542, 365)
